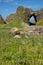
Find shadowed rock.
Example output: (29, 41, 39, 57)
(0, 15, 6, 24)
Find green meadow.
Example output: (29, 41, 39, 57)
(0, 17, 43, 65)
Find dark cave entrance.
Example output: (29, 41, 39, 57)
(29, 14, 37, 25)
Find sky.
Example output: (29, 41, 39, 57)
(0, 0, 43, 20)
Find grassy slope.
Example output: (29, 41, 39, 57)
(36, 18, 43, 26)
(0, 19, 43, 65)
(0, 19, 23, 29)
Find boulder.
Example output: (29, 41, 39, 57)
(11, 27, 20, 35)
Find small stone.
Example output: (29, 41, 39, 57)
(14, 35, 21, 39)
(29, 30, 33, 32)
(32, 28, 36, 31)
(18, 58, 23, 64)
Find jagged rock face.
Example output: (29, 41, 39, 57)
(16, 6, 24, 14)
(6, 6, 43, 25)
(0, 15, 5, 24)
(36, 8, 43, 20)
(6, 14, 16, 22)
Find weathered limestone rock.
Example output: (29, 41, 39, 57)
(11, 27, 20, 35)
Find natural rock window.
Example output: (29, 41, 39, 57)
(30, 16, 35, 23)
(29, 14, 37, 25)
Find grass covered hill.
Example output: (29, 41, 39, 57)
(0, 16, 43, 65)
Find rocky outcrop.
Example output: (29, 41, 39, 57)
(36, 8, 43, 20)
(6, 14, 16, 23)
(11, 27, 21, 38)
(21, 26, 43, 35)
(0, 15, 6, 24)
(11, 27, 20, 35)
(11, 26, 43, 37)
(6, 6, 43, 25)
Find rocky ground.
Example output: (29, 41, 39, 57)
(11, 23, 43, 39)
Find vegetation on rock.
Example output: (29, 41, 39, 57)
(5, 6, 43, 26)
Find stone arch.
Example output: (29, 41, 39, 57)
(28, 14, 37, 25)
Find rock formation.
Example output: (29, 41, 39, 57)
(5, 6, 43, 25)
(0, 15, 6, 24)
(11, 27, 20, 35)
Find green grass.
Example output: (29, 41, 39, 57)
(5, 19, 24, 28)
(36, 18, 43, 26)
(0, 18, 24, 29)
(0, 28, 43, 65)
(0, 19, 43, 65)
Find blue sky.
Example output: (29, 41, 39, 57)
(0, 0, 43, 19)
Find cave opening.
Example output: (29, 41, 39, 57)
(29, 14, 37, 25)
